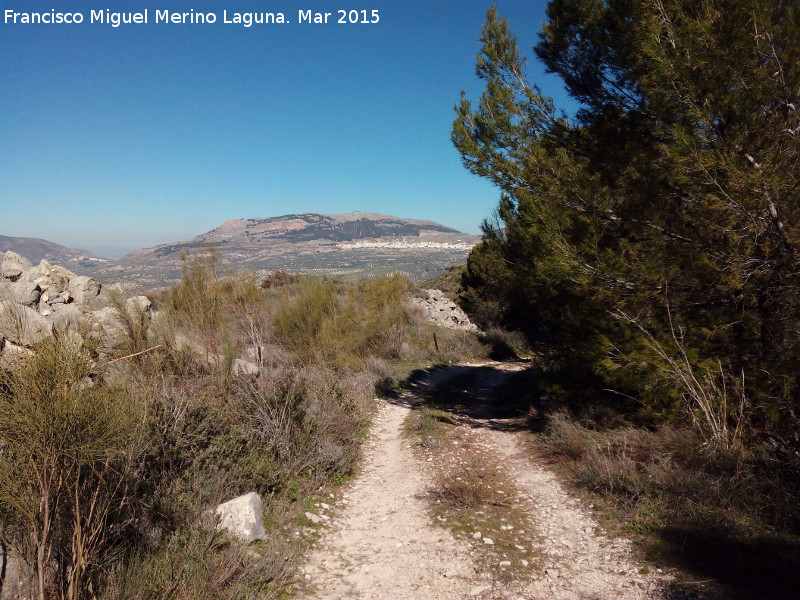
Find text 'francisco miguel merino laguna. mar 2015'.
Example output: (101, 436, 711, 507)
(3, 8, 382, 27)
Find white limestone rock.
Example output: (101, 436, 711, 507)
(0, 251, 33, 280)
(0, 550, 31, 600)
(69, 275, 101, 305)
(92, 296, 152, 343)
(469, 586, 492, 596)
(410, 289, 479, 332)
(93, 306, 119, 332)
(26, 259, 53, 284)
(46, 303, 86, 332)
(232, 358, 260, 376)
(305, 512, 324, 525)
(0, 339, 35, 371)
(0, 300, 54, 346)
(126, 295, 152, 319)
(26, 260, 75, 301)
(0, 280, 41, 307)
(215, 492, 266, 543)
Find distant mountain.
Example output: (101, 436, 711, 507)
(0, 235, 108, 270)
(125, 212, 470, 257)
(89, 212, 480, 288)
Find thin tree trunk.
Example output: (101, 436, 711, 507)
(36, 493, 50, 600)
(0, 538, 7, 598)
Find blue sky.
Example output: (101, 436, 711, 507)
(1, 0, 570, 257)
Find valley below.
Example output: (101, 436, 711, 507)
(87, 242, 474, 289)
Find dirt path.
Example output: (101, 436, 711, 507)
(298, 364, 671, 600)
(297, 368, 486, 599)
(456, 366, 671, 599)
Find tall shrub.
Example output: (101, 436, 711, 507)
(0, 338, 141, 600)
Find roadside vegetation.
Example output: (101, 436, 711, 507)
(0, 251, 488, 600)
(487, 368, 800, 599)
(452, 3, 800, 598)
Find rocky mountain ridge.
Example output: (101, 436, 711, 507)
(3, 213, 480, 289)
(123, 212, 474, 258)
(97, 212, 481, 288)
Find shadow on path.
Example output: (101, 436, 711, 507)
(656, 527, 800, 600)
(395, 362, 533, 433)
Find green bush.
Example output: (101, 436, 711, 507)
(272, 278, 338, 364)
(106, 520, 292, 600)
(159, 249, 262, 361)
(108, 287, 152, 356)
(0, 337, 143, 600)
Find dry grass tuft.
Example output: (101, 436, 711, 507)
(431, 458, 496, 509)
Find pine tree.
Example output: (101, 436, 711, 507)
(454, 1, 800, 432)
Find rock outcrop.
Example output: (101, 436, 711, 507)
(0, 251, 102, 327)
(0, 251, 33, 279)
(410, 289, 479, 332)
(0, 550, 31, 600)
(0, 301, 54, 346)
(0, 252, 103, 362)
(69, 275, 102, 305)
(0, 252, 263, 377)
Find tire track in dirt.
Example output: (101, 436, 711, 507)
(298, 364, 672, 600)
(297, 368, 488, 600)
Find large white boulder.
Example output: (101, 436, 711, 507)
(0, 339, 35, 371)
(0, 251, 33, 281)
(0, 280, 41, 307)
(126, 295, 152, 318)
(0, 300, 54, 346)
(214, 492, 266, 543)
(25, 259, 53, 284)
(410, 289, 479, 332)
(46, 303, 85, 332)
(232, 358, 260, 376)
(68, 275, 101, 305)
(92, 296, 153, 342)
(93, 306, 119, 331)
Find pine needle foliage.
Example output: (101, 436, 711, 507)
(454, 1, 800, 440)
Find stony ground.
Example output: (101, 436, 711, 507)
(297, 363, 672, 600)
